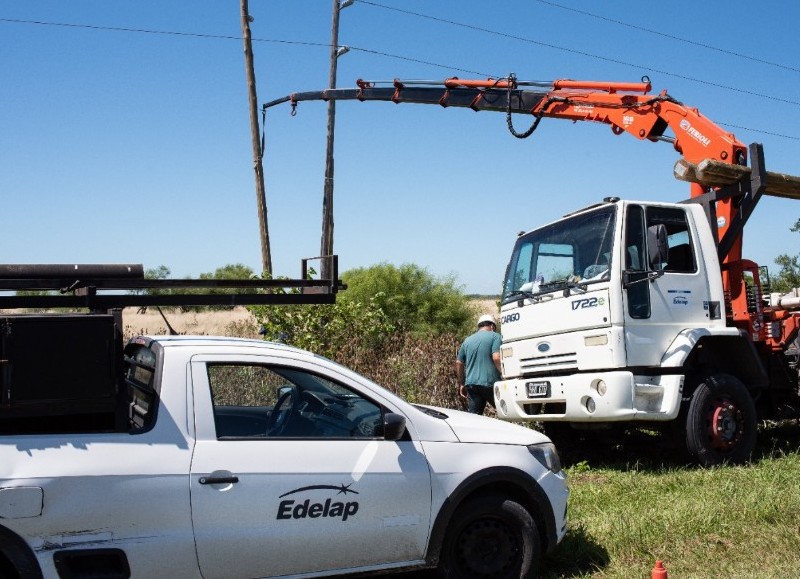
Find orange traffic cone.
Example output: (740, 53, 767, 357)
(652, 560, 668, 578)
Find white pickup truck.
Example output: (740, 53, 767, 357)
(0, 322, 568, 579)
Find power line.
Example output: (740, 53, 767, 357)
(532, 0, 800, 75)
(1, 16, 797, 140)
(721, 123, 800, 141)
(0, 17, 489, 76)
(354, 1, 800, 108)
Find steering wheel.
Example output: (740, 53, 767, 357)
(266, 388, 300, 436)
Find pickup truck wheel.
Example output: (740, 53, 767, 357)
(684, 374, 757, 466)
(438, 494, 540, 579)
(0, 526, 42, 579)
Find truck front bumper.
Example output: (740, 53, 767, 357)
(493, 371, 683, 422)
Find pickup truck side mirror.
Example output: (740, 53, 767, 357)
(383, 413, 406, 441)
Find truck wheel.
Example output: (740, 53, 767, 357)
(438, 494, 540, 579)
(684, 374, 757, 466)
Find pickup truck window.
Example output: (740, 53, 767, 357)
(207, 364, 384, 439)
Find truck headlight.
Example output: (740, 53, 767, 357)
(528, 442, 562, 473)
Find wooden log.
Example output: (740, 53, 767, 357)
(673, 159, 800, 200)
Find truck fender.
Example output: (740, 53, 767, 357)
(424, 466, 557, 567)
(663, 328, 768, 392)
(0, 525, 42, 579)
(660, 328, 718, 368)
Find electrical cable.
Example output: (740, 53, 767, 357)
(1, 16, 797, 140)
(531, 0, 800, 75)
(353, 1, 800, 108)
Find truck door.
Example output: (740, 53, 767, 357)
(623, 204, 711, 366)
(188, 356, 432, 578)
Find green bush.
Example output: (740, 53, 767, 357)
(249, 294, 395, 360)
(341, 263, 476, 336)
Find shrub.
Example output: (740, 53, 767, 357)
(341, 263, 476, 336)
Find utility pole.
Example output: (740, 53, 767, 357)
(320, 0, 352, 281)
(240, 0, 272, 275)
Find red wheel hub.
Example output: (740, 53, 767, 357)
(706, 397, 743, 452)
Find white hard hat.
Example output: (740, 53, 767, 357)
(478, 314, 496, 326)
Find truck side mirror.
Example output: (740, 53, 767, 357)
(383, 412, 406, 441)
(647, 224, 669, 269)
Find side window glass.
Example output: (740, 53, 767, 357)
(207, 364, 384, 440)
(504, 240, 533, 294)
(625, 205, 646, 271)
(624, 205, 651, 319)
(646, 207, 696, 273)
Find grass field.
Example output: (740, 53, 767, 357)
(542, 421, 800, 578)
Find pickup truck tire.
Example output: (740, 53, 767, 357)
(438, 494, 540, 579)
(684, 374, 757, 466)
(0, 526, 42, 579)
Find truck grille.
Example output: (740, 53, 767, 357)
(519, 352, 578, 375)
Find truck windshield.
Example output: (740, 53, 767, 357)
(502, 205, 616, 301)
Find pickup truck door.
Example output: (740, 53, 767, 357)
(188, 355, 433, 578)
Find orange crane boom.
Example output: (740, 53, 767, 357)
(264, 75, 798, 337)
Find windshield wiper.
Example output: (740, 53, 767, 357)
(504, 289, 538, 301)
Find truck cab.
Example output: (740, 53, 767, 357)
(494, 198, 771, 462)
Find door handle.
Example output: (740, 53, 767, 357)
(199, 476, 240, 485)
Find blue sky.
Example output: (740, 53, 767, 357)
(2, 1, 798, 294)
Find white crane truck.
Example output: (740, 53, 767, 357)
(267, 75, 800, 465)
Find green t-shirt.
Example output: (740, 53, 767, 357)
(457, 330, 502, 387)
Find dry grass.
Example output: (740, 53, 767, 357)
(121, 306, 260, 340)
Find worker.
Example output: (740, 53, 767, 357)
(455, 314, 502, 415)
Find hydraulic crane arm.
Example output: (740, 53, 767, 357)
(264, 76, 748, 167)
(264, 75, 799, 334)
(264, 75, 754, 267)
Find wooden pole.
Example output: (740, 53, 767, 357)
(241, 0, 272, 275)
(320, 0, 343, 282)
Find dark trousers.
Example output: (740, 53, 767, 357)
(466, 384, 495, 415)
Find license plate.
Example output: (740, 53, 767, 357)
(526, 381, 550, 398)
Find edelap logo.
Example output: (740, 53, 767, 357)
(277, 484, 360, 522)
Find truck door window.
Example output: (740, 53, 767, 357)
(624, 205, 651, 319)
(207, 364, 383, 440)
(646, 206, 696, 273)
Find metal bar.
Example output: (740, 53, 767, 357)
(0, 278, 338, 291)
(0, 264, 144, 279)
(0, 292, 337, 309)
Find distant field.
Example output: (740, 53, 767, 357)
(121, 298, 501, 339)
(121, 306, 258, 339)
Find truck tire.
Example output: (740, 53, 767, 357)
(684, 374, 757, 466)
(437, 494, 540, 579)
